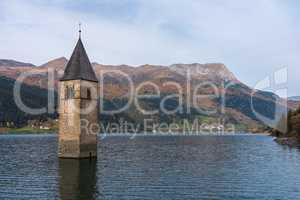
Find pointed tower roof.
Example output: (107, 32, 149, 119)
(61, 38, 98, 82)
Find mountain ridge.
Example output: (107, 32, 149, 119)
(0, 59, 35, 67)
(288, 96, 300, 101)
(0, 57, 297, 131)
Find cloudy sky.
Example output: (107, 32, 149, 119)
(0, 0, 299, 96)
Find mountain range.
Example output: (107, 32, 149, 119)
(0, 59, 35, 67)
(288, 96, 300, 101)
(0, 58, 298, 131)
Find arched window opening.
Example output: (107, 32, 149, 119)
(87, 88, 91, 99)
(65, 85, 75, 99)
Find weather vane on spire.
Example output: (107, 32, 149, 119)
(79, 22, 82, 38)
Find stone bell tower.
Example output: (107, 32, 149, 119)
(58, 31, 99, 159)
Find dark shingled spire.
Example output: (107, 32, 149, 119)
(61, 38, 98, 82)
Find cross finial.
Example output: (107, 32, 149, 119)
(79, 22, 82, 38)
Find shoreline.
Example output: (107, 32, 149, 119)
(0, 128, 57, 135)
(274, 137, 300, 147)
(0, 131, 269, 136)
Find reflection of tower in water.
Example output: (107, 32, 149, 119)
(59, 159, 97, 200)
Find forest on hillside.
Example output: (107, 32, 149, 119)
(271, 106, 300, 139)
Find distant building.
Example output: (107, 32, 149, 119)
(58, 32, 99, 159)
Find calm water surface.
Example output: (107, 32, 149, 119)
(0, 134, 300, 200)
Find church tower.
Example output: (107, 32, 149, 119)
(58, 31, 99, 159)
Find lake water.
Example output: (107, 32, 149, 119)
(0, 134, 300, 200)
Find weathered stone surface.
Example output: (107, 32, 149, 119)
(58, 80, 98, 159)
